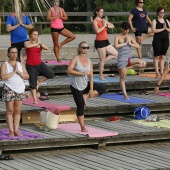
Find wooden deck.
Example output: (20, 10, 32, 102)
(1, 142, 170, 170)
(1, 116, 170, 154)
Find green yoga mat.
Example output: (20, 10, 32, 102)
(131, 119, 170, 129)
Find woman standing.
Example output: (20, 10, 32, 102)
(152, 7, 170, 78)
(1, 47, 29, 137)
(47, 0, 76, 62)
(67, 41, 106, 132)
(128, 0, 153, 59)
(114, 22, 146, 100)
(24, 28, 54, 104)
(92, 6, 118, 80)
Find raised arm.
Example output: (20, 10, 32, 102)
(92, 19, 107, 34)
(152, 19, 165, 33)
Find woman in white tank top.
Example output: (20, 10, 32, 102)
(67, 42, 106, 132)
(0, 47, 29, 137)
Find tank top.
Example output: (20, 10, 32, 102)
(153, 18, 169, 40)
(3, 61, 25, 93)
(70, 56, 91, 91)
(95, 19, 108, 41)
(50, 7, 64, 29)
(26, 47, 42, 66)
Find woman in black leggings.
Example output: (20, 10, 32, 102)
(152, 7, 170, 78)
(67, 41, 106, 132)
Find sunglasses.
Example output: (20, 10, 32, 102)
(81, 46, 90, 49)
(138, 2, 144, 3)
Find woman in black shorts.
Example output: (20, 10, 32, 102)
(152, 7, 170, 78)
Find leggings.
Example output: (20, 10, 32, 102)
(70, 82, 106, 116)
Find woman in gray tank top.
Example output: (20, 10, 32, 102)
(67, 41, 106, 132)
(114, 22, 146, 100)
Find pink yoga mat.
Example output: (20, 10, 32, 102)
(156, 92, 170, 97)
(58, 123, 118, 138)
(23, 98, 70, 111)
(43, 60, 70, 65)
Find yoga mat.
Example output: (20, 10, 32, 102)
(24, 80, 48, 85)
(132, 119, 170, 129)
(23, 98, 70, 111)
(99, 94, 155, 103)
(0, 129, 46, 141)
(43, 60, 70, 65)
(138, 73, 170, 79)
(58, 123, 118, 138)
(93, 75, 120, 83)
(156, 92, 170, 98)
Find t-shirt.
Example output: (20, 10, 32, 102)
(6, 13, 31, 43)
(26, 47, 42, 66)
(130, 8, 148, 31)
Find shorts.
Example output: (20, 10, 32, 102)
(135, 28, 148, 37)
(152, 39, 169, 56)
(2, 84, 26, 102)
(95, 40, 110, 49)
(51, 27, 64, 33)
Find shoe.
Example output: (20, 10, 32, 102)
(0, 154, 14, 160)
(108, 74, 115, 77)
(108, 116, 120, 121)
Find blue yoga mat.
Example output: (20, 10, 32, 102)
(93, 76, 120, 83)
(99, 94, 155, 104)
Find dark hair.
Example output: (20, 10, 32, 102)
(93, 6, 103, 16)
(7, 46, 17, 54)
(121, 22, 130, 30)
(77, 41, 88, 54)
(156, 7, 165, 15)
(28, 28, 39, 37)
(135, 0, 145, 6)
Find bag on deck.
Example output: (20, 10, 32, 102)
(133, 106, 150, 120)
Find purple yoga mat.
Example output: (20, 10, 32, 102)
(43, 60, 70, 65)
(58, 123, 118, 138)
(156, 92, 170, 97)
(23, 98, 70, 111)
(0, 129, 46, 141)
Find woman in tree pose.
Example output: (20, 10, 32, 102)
(92, 6, 118, 80)
(128, 0, 153, 59)
(47, 0, 76, 62)
(114, 22, 146, 100)
(67, 41, 106, 132)
(1, 47, 29, 137)
(152, 7, 170, 78)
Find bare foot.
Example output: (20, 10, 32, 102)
(58, 43, 62, 51)
(156, 74, 161, 79)
(33, 100, 38, 104)
(9, 131, 14, 137)
(154, 86, 159, 94)
(99, 76, 106, 81)
(57, 58, 61, 63)
(14, 131, 22, 136)
(81, 126, 88, 132)
(36, 84, 40, 91)
(83, 94, 89, 106)
(124, 95, 130, 100)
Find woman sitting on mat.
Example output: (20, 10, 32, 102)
(67, 41, 106, 132)
(47, 0, 76, 62)
(114, 22, 146, 100)
(24, 28, 54, 104)
(1, 47, 29, 137)
(92, 6, 118, 80)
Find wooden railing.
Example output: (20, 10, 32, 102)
(1, 12, 170, 34)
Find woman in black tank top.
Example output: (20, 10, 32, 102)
(152, 7, 170, 78)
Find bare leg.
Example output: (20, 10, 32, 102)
(120, 68, 129, 100)
(31, 89, 38, 104)
(60, 28, 76, 48)
(136, 36, 142, 59)
(154, 65, 169, 94)
(77, 115, 88, 132)
(51, 32, 60, 62)
(105, 45, 118, 61)
(37, 77, 47, 91)
(153, 56, 161, 78)
(5, 101, 14, 137)
(97, 47, 107, 80)
(141, 31, 154, 42)
(13, 100, 22, 136)
(159, 55, 165, 76)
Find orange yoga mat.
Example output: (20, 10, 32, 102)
(138, 73, 170, 79)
